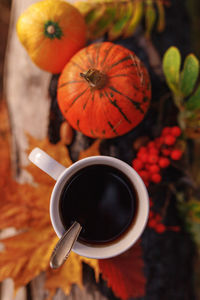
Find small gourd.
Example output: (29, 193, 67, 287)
(16, 0, 86, 74)
(57, 42, 151, 138)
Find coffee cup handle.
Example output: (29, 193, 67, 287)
(28, 147, 66, 181)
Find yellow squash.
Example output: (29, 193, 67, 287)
(17, 0, 86, 73)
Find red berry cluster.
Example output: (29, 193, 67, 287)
(132, 126, 183, 187)
(148, 199, 180, 233)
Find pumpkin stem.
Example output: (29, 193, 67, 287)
(80, 69, 107, 89)
(44, 20, 63, 40)
(47, 25, 56, 35)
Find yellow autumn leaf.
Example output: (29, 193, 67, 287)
(78, 139, 101, 160)
(0, 101, 99, 298)
(75, 0, 166, 41)
(45, 253, 99, 298)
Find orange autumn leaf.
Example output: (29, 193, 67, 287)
(0, 227, 57, 290)
(45, 253, 99, 299)
(99, 240, 146, 299)
(78, 139, 101, 159)
(0, 100, 145, 299)
(0, 101, 99, 297)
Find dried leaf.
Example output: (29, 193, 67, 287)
(78, 139, 101, 160)
(156, 0, 165, 32)
(145, 0, 156, 38)
(75, 0, 166, 41)
(60, 121, 74, 145)
(45, 253, 99, 299)
(0, 227, 57, 290)
(99, 241, 146, 299)
(123, 1, 143, 38)
(108, 2, 133, 40)
(0, 102, 98, 297)
(0, 101, 145, 299)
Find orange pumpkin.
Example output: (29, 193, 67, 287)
(16, 0, 86, 74)
(57, 42, 151, 138)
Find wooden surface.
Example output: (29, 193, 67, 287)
(2, 0, 108, 299)
(2, 0, 197, 299)
(4, 0, 51, 182)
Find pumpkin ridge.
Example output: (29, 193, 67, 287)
(108, 55, 132, 71)
(107, 121, 118, 135)
(67, 87, 89, 112)
(76, 119, 80, 131)
(90, 130, 96, 137)
(100, 44, 116, 67)
(104, 91, 131, 124)
(57, 42, 151, 138)
(85, 47, 95, 67)
(95, 43, 102, 66)
(70, 61, 85, 71)
(108, 86, 144, 114)
(109, 72, 138, 78)
(109, 74, 131, 78)
(82, 93, 91, 110)
(58, 80, 84, 89)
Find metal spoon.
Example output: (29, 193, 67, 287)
(50, 221, 82, 269)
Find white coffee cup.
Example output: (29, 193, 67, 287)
(29, 147, 149, 259)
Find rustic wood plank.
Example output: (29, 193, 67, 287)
(0, 229, 27, 300)
(3, 0, 108, 299)
(4, 0, 51, 182)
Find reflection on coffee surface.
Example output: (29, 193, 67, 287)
(59, 165, 137, 244)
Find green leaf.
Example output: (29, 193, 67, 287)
(145, 1, 156, 38)
(90, 4, 117, 39)
(85, 5, 106, 26)
(180, 54, 199, 97)
(108, 2, 133, 40)
(75, 0, 166, 41)
(163, 46, 181, 94)
(123, 1, 143, 38)
(186, 85, 200, 110)
(156, 0, 165, 32)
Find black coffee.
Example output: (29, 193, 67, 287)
(59, 164, 137, 244)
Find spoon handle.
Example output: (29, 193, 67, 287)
(50, 221, 82, 269)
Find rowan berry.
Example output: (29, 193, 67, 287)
(139, 153, 148, 163)
(148, 219, 157, 228)
(155, 214, 162, 222)
(164, 135, 176, 146)
(171, 149, 183, 160)
(138, 170, 149, 181)
(161, 148, 171, 156)
(155, 137, 163, 147)
(132, 158, 143, 170)
(155, 223, 166, 233)
(148, 154, 159, 164)
(171, 126, 181, 137)
(144, 163, 150, 170)
(162, 127, 171, 136)
(149, 147, 159, 155)
(148, 141, 156, 148)
(138, 146, 147, 154)
(149, 164, 160, 173)
(151, 173, 162, 183)
(159, 157, 170, 168)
